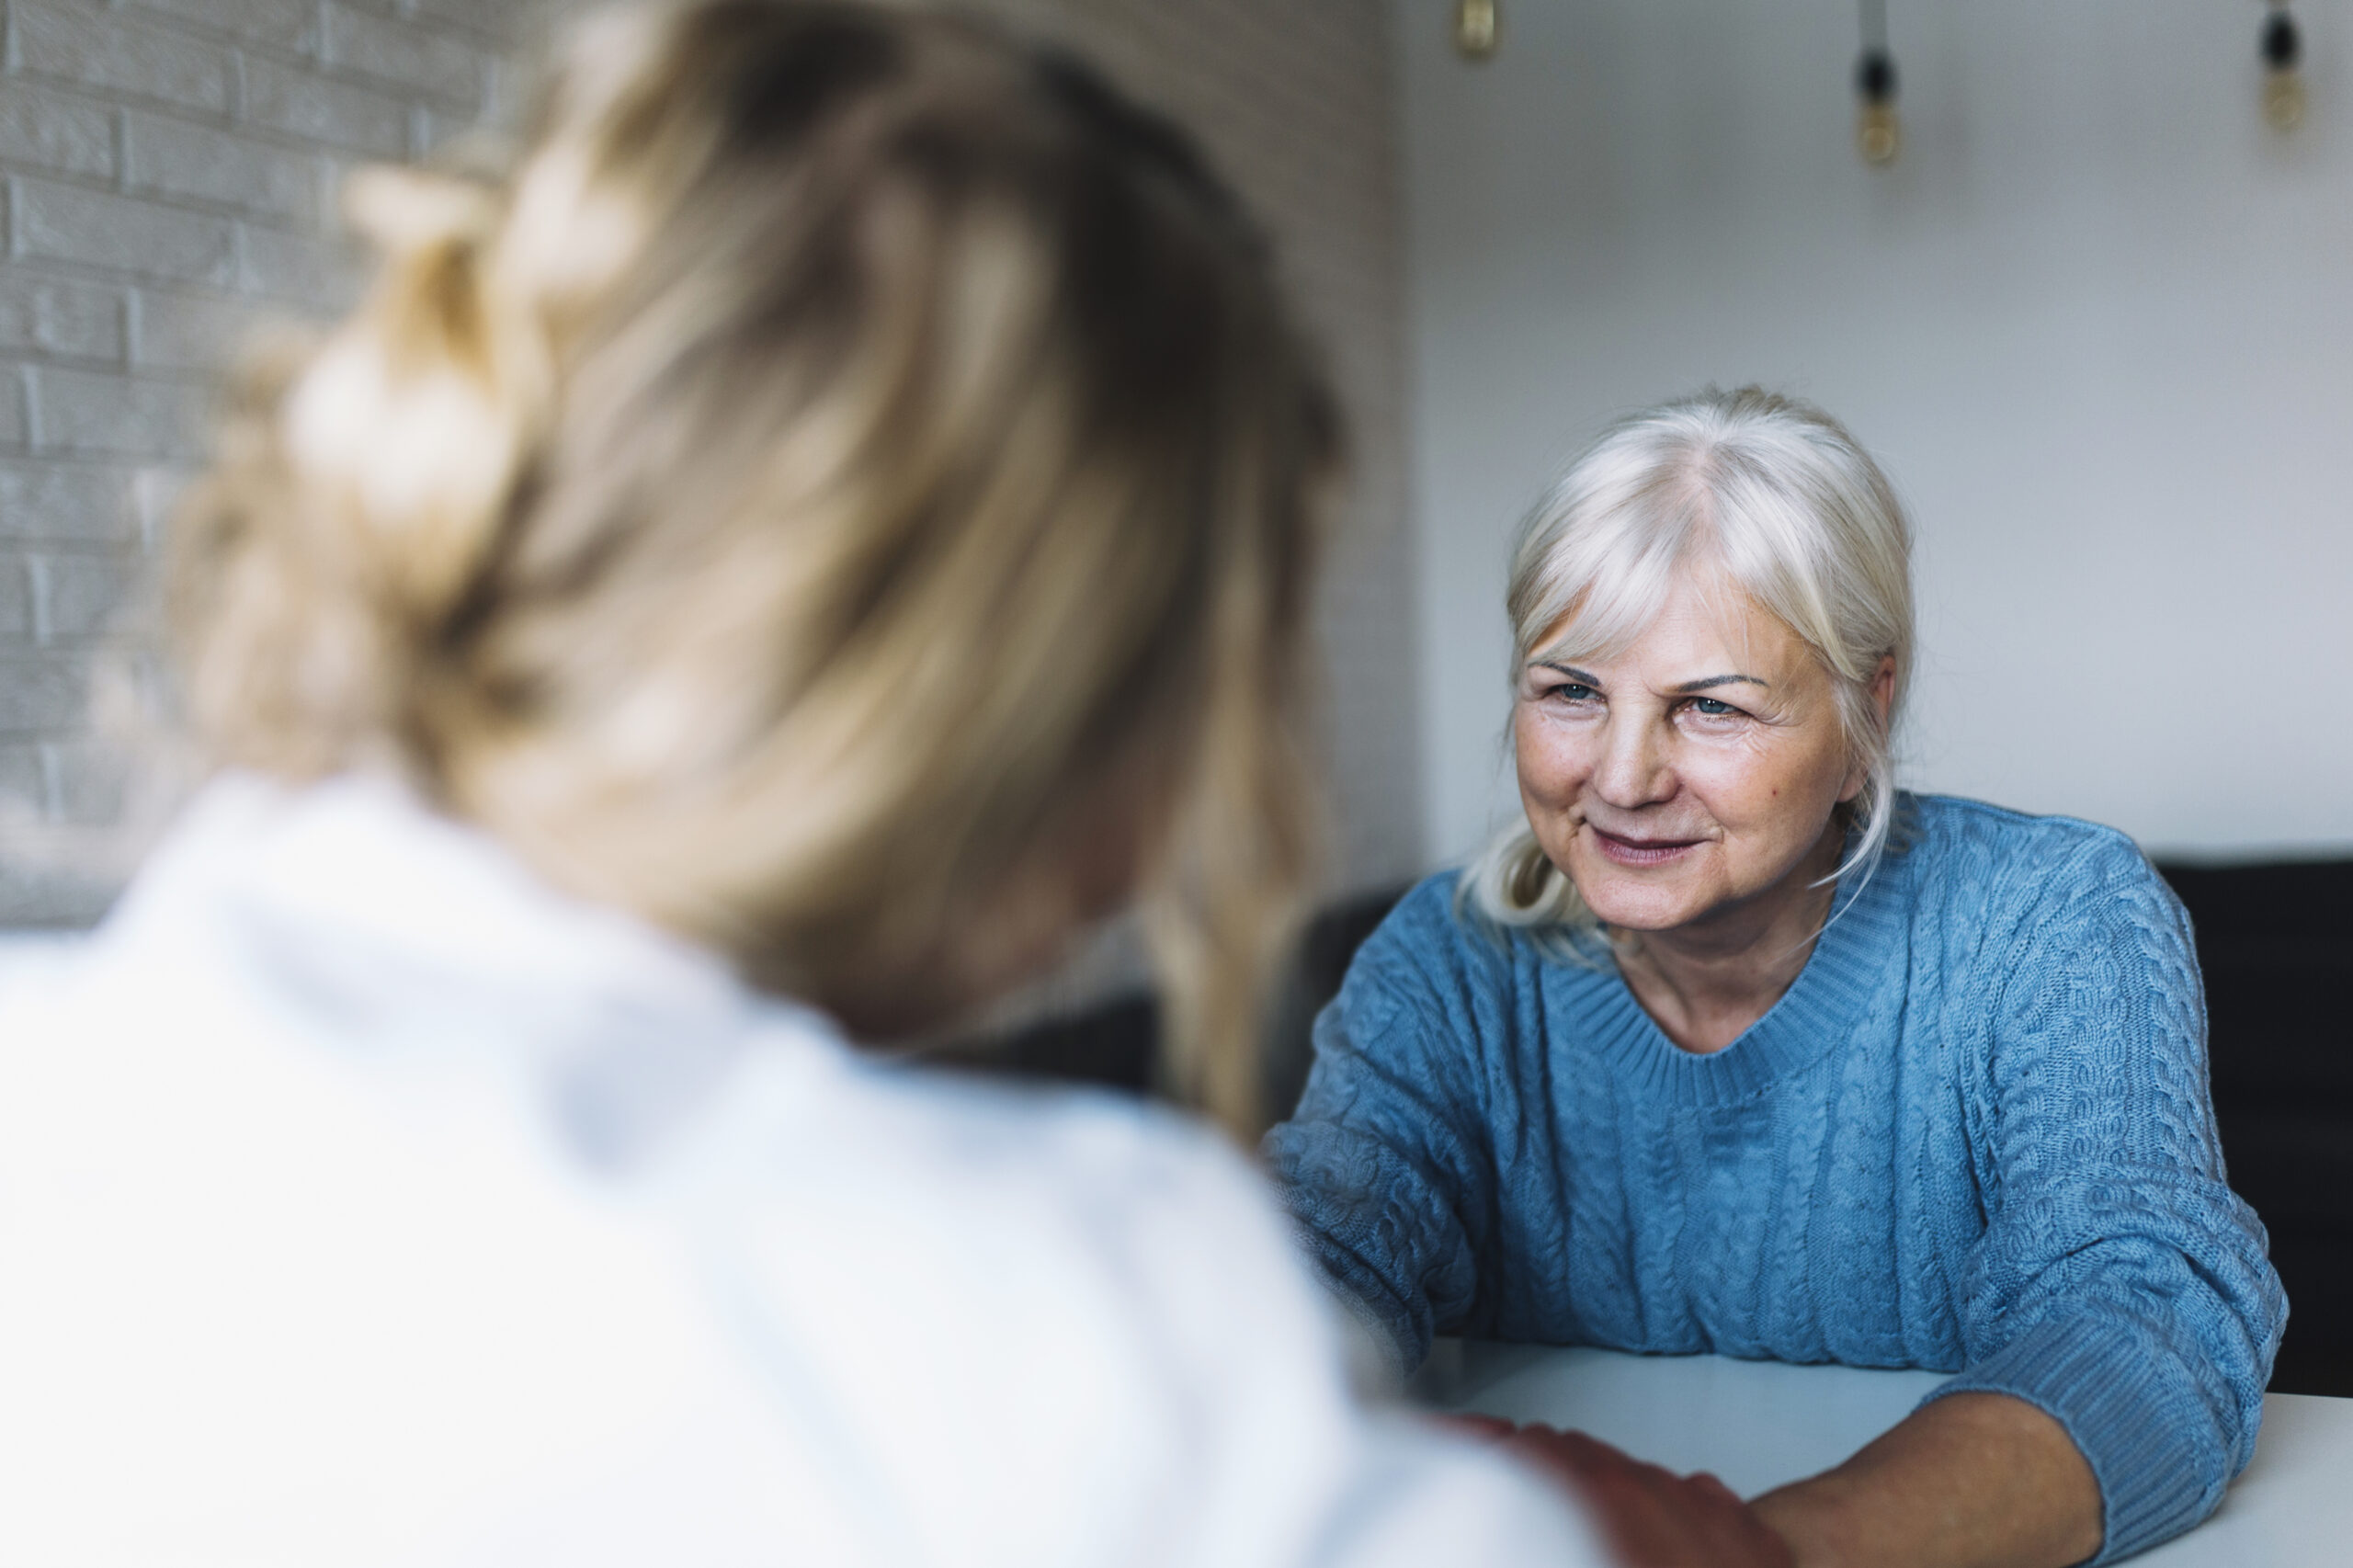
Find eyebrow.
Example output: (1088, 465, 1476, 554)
(1673, 674, 1771, 693)
(1531, 663, 1771, 694)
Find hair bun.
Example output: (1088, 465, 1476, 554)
(344, 165, 500, 263)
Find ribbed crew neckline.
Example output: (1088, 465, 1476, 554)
(1553, 842, 1912, 1109)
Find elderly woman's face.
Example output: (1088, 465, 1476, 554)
(1514, 570, 1865, 935)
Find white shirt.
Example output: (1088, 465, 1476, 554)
(0, 775, 1607, 1568)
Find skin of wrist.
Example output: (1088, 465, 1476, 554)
(1749, 1471, 1871, 1568)
(1744, 1393, 2103, 1568)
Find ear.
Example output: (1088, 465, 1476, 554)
(1836, 654, 1899, 804)
(1868, 653, 1897, 728)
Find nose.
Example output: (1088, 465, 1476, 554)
(1590, 710, 1677, 812)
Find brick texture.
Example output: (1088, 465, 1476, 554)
(240, 52, 413, 155)
(0, 81, 117, 179)
(0, 556, 32, 640)
(122, 109, 324, 222)
(0, 273, 126, 361)
(0, 742, 42, 818)
(15, 177, 242, 285)
(0, 460, 140, 543)
(0, 0, 1419, 926)
(0, 0, 520, 924)
(14, 5, 235, 116)
(119, 0, 320, 43)
(31, 365, 208, 458)
(320, 5, 488, 106)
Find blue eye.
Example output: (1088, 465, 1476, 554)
(1689, 698, 1735, 716)
(1554, 683, 1597, 701)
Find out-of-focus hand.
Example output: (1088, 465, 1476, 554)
(1439, 1417, 1796, 1568)
(1433, 1412, 1518, 1442)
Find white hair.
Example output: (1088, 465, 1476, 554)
(1463, 386, 1915, 939)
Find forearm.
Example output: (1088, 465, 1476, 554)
(1751, 1392, 2101, 1568)
(1264, 1121, 1479, 1375)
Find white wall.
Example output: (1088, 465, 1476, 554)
(1392, 0, 2353, 865)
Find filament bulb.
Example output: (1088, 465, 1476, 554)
(2267, 72, 2308, 131)
(1856, 47, 1900, 165)
(1455, 0, 1498, 62)
(2263, 7, 2305, 132)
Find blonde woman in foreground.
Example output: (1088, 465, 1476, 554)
(0, 5, 1786, 1565)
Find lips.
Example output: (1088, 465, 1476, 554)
(1586, 826, 1703, 869)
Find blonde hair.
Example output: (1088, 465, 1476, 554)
(1465, 386, 1912, 937)
(167, 0, 1338, 1133)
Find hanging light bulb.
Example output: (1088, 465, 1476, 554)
(1855, 0, 1899, 165)
(1454, 0, 1498, 62)
(2263, 3, 2305, 132)
(1857, 51, 1900, 163)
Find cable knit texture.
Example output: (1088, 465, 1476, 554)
(1266, 794, 2286, 1564)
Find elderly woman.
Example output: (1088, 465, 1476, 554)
(1268, 388, 2284, 1568)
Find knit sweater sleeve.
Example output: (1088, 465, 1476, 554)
(1924, 829, 2286, 1564)
(1262, 885, 1498, 1376)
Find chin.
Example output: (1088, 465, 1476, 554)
(1582, 892, 1703, 932)
(1569, 858, 1711, 932)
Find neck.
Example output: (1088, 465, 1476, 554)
(1610, 817, 1847, 1054)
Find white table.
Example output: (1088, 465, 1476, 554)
(1418, 1341, 2353, 1566)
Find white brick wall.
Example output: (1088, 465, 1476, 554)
(0, 0, 1419, 925)
(0, 0, 532, 925)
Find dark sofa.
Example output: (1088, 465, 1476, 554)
(981, 860, 2353, 1396)
(2162, 861, 2353, 1397)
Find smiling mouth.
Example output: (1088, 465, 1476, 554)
(1586, 826, 1704, 868)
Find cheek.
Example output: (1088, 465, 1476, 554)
(1678, 733, 1847, 831)
(1514, 707, 1594, 803)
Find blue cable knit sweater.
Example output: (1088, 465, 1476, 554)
(1267, 795, 2285, 1563)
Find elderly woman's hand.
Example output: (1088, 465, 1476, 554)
(1440, 1417, 1795, 1568)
